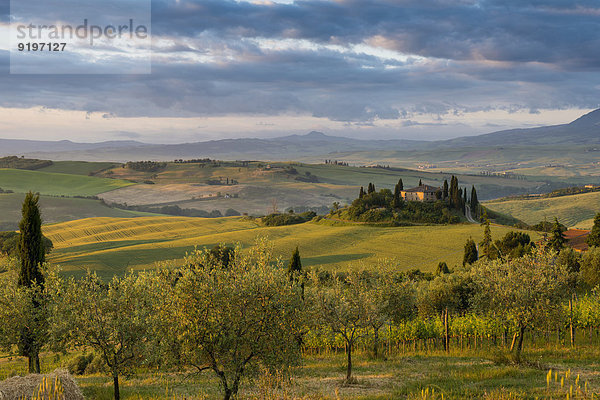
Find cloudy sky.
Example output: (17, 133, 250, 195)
(0, 0, 598, 143)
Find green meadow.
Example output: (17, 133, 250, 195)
(0, 169, 134, 197)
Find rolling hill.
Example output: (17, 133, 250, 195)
(43, 216, 539, 279)
(485, 191, 600, 229)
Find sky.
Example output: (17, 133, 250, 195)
(0, 0, 598, 143)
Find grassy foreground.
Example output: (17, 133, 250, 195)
(485, 191, 600, 229)
(43, 216, 539, 279)
(1, 346, 599, 399)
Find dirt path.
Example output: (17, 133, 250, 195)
(465, 205, 478, 223)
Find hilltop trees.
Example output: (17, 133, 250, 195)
(443, 179, 448, 200)
(341, 176, 474, 224)
(367, 182, 376, 194)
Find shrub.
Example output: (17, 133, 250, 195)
(66, 353, 94, 376)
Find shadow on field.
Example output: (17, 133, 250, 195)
(302, 253, 372, 266)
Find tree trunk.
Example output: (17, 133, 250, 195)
(27, 352, 40, 374)
(509, 332, 518, 352)
(113, 373, 120, 400)
(34, 352, 40, 374)
(514, 326, 526, 363)
(569, 298, 575, 347)
(444, 309, 449, 352)
(223, 388, 233, 400)
(346, 341, 353, 382)
(373, 327, 379, 359)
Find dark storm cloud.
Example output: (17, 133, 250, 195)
(151, 0, 600, 68)
(0, 0, 598, 122)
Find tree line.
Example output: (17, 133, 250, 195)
(337, 176, 480, 224)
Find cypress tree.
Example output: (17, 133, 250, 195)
(436, 261, 450, 276)
(586, 213, 600, 247)
(288, 247, 304, 299)
(449, 176, 459, 208)
(359, 186, 365, 199)
(288, 247, 302, 278)
(479, 215, 496, 259)
(548, 217, 566, 252)
(18, 192, 45, 288)
(463, 238, 478, 266)
(470, 186, 479, 215)
(392, 182, 402, 208)
(18, 192, 46, 374)
(398, 179, 403, 191)
(367, 183, 375, 194)
(443, 180, 448, 200)
(418, 179, 422, 186)
(462, 188, 467, 214)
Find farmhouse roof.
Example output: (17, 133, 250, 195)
(403, 184, 440, 193)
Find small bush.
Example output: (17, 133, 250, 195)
(66, 354, 94, 376)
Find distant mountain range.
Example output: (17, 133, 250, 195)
(1, 109, 599, 162)
(438, 108, 600, 147)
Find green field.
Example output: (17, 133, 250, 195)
(44, 216, 539, 279)
(0, 169, 134, 197)
(38, 161, 118, 176)
(485, 191, 600, 229)
(0, 193, 155, 230)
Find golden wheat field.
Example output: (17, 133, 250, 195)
(43, 216, 539, 278)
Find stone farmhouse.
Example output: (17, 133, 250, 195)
(401, 184, 440, 202)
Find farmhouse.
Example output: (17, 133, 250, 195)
(401, 184, 440, 202)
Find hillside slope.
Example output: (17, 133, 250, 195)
(485, 191, 600, 229)
(44, 216, 538, 279)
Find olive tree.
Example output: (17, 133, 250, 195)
(49, 272, 152, 400)
(311, 271, 372, 383)
(471, 250, 570, 362)
(0, 264, 49, 371)
(581, 246, 600, 288)
(155, 240, 304, 400)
